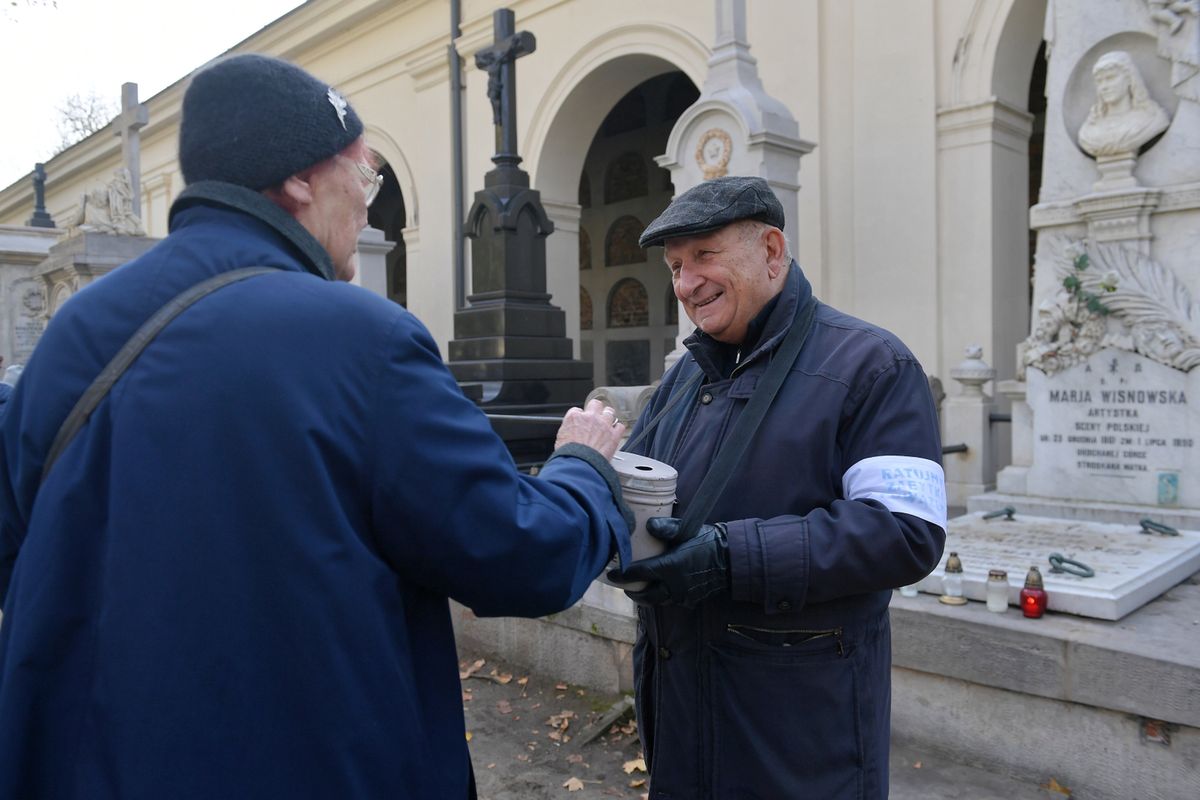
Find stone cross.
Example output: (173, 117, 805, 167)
(27, 163, 54, 228)
(474, 8, 535, 166)
(114, 82, 148, 219)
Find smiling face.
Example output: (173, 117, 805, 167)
(663, 221, 789, 344)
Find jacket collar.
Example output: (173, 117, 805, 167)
(168, 181, 336, 280)
(684, 261, 813, 381)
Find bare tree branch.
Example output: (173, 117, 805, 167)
(53, 91, 117, 154)
(2, 1, 58, 23)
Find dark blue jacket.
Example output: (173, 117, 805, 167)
(0, 183, 631, 800)
(627, 264, 945, 799)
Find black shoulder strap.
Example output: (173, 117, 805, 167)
(677, 296, 818, 539)
(40, 266, 277, 485)
(622, 370, 703, 455)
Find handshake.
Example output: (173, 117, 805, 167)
(606, 518, 730, 609)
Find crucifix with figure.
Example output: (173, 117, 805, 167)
(448, 6, 590, 467)
(474, 9, 535, 168)
(114, 82, 149, 219)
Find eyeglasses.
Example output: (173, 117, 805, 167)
(340, 156, 383, 206)
(356, 161, 383, 207)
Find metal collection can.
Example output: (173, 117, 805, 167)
(601, 451, 677, 591)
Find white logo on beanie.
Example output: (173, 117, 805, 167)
(327, 88, 349, 130)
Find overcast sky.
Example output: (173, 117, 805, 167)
(0, 0, 304, 191)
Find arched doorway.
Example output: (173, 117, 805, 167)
(1027, 40, 1048, 310)
(367, 162, 407, 306)
(936, 0, 1047, 383)
(526, 24, 709, 387)
(577, 72, 698, 386)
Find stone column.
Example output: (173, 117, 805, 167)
(943, 346, 997, 507)
(655, 0, 814, 370)
(935, 98, 1034, 387)
(994, 379, 1032, 495)
(542, 199, 583, 358)
(353, 226, 396, 299)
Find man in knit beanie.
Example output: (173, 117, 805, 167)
(0, 53, 633, 800)
(176, 52, 374, 281)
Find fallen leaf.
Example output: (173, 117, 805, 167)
(913, 761, 921, 769)
(1042, 777, 1072, 796)
(566, 754, 584, 764)
(486, 763, 495, 769)
(623, 757, 647, 774)
(555, 682, 569, 691)
(465, 732, 472, 742)
(576, 688, 586, 696)
(461, 691, 472, 703)
(459, 658, 486, 680)
(517, 676, 530, 687)
(497, 700, 512, 714)
(563, 776, 585, 791)
(630, 778, 646, 788)
(516, 753, 530, 762)
(496, 672, 514, 684)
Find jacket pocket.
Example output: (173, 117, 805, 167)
(709, 625, 862, 799)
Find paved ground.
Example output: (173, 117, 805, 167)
(460, 649, 1068, 799)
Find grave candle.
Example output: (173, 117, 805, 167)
(939, 552, 967, 606)
(986, 569, 1009, 613)
(1020, 566, 1048, 618)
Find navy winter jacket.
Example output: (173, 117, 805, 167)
(0, 183, 631, 799)
(627, 263, 946, 799)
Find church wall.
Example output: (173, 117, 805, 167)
(0, 0, 1063, 393)
(746, 1, 825, 299)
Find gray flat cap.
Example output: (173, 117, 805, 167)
(639, 176, 784, 248)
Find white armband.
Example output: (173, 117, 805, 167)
(842, 455, 947, 529)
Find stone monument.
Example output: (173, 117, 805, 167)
(26, 164, 54, 229)
(66, 168, 146, 238)
(954, 0, 1200, 619)
(447, 8, 592, 466)
(654, 0, 813, 367)
(32, 82, 157, 321)
(114, 82, 149, 220)
(0, 251, 52, 369)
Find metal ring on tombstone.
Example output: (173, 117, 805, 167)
(1048, 553, 1096, 579)
(1139, 518, 1180, 536)
(600, 452, 677, 591)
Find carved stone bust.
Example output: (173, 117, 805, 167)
(1077, 51, 1170, 157)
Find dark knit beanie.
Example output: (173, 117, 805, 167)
(179, 53, 364, 190)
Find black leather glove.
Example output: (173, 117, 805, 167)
(607, 517, 730, 608)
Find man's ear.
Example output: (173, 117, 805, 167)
(764, 226, 788, 279)
(263, 174, 314, 215)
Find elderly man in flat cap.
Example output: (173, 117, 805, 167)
(0, 54, 632, 799)
(610, 176, 946, 799)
